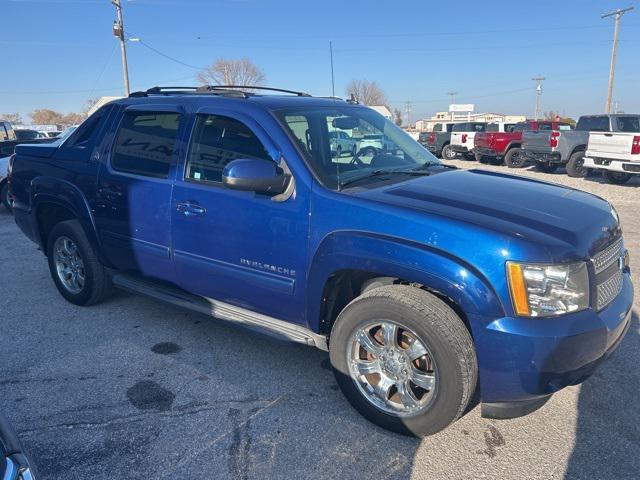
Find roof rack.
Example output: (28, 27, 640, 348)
(129, 85, 311, 98)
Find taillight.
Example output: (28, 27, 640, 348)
(632, 136, 640, 155)
(550, 131, 561, 148)
(428, 132, 436, 143)
(462, 134, 468, 143)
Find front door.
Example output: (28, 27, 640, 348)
(95, 105, 184, 280)
(171, 110, 310, 324)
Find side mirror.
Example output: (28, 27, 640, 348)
(222, 158, 289, 196)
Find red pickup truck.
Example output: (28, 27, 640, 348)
(474, 120, 572, 170)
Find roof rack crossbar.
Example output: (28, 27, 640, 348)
(128, 85, 312, 99)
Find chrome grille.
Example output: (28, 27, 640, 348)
(592, 237, 624, 310)
(592, 237, 623, 274)
(597, 270, 623, 310)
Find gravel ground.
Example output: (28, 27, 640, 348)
(0, 162, 638, 480)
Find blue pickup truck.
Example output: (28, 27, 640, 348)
(8, 86, 633, 437)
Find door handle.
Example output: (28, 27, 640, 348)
(176, 202, 207, 216)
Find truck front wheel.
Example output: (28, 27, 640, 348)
(329, 285, 477, 437)
(566, 151, 588, 178)
(46, 220, 113, 306)
(603, 171, 633, 185)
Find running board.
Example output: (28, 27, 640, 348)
(112, 273, 328, 351)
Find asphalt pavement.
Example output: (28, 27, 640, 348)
(0, 162, 638, 480)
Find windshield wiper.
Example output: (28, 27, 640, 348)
(339, 168, 432, 189)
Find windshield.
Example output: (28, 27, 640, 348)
(275, 105, 439, 190)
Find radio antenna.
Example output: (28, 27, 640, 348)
(330, 41, 336, 98)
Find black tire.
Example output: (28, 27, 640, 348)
(603, 170, 632, 185)
(329, 285, 477, 437)
(0, 182, 12, 213)
(536, 162, 559, 174)
(474, 153, 485, 163)
(441, 144, 456, 160)
(566, 151, 588, 178)
(504, 148, 525, 168)
(488, 156, 504, 166)
(46, 220, 112, 306)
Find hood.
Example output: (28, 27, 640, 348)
(356, 169, 620, 258)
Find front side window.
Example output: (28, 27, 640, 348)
(112, 111, 180, 178)
(275, 105, 439, 190)
(186, 114, 270, 184)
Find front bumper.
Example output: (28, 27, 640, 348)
(476, 272, 634, 414)
(584, 157, 640, 174)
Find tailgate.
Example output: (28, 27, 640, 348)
(450, 133, 463, 146)
(523, 131, 552, 152)
(474, 132, 491, 149)
(587, 132, 634, 156)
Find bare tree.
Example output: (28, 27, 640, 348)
(29, 109, 65, 125)
(345, 80, 388, 106)
(1, 112, 23, 125)
(197, 58, 266, 88)
(393, 108, 403, 126)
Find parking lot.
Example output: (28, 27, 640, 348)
(0, 162, 638, 480)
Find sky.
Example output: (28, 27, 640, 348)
(2, 0, 639, 122)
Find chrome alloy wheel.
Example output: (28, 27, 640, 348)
(347, 321, 437, 417)
(54, 236, 86, 294)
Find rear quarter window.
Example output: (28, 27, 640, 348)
(576, 116, 610, 132)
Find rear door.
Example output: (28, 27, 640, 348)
(94, 105, 185, 280)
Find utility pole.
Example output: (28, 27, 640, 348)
(447, 92, 457, 121)
(112, 0, 131, 96)
(404, 101, 413, 127)
(602, 7, 634, 113)
(532, 76, 545, 120)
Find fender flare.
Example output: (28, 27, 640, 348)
(30, 176, 106, 263)
(306, 231, 505, 334)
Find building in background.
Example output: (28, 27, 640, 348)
(416, 104, 526, 131)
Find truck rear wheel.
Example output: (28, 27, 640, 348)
(474, 153, 486, 163)
(46, 220, 113, 306)
(505, 148, 525, 168)
(329, 285, 477, 437)
(566, 151, 588, 178)
(536, 162, 558, 174)
(603, 171, 632, 185)
(441, 144, 456, 160)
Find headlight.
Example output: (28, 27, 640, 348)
(506, 261, 590, 317)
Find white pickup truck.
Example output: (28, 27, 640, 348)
(584, 116, 640, 184)
(450, 122, 486, 159)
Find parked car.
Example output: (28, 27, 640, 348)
(521, 114, 639, 177)
(10, 86, 633, 437)
(1, 121, 17, 142)
(420, 122, 457, 160)
(0, 413, 37, 479)
(0, 155, 11, 212)
(475, 120, 572, 169)
(0, 137, 58, 157)
(329, 130, 358, 157)
(450, 122, 486, 159)
(14, 129, 46, 141)
(584, 117, 640, 184)
(357, 133, 397, 154)
(39, 131, 62, 138)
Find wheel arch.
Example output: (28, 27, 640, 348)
(307, 231, 505, 337)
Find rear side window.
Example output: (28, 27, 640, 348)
(486, 123, 500, 132)
(112, 111, 180, 178)
(504, 123, 515, 132)
(471, 123, 485, 132)
(452, 123, 468, 132)
(433, 124, 443, 132)
(576, 116, 610, 132)
(66, 106, 110, 148)
(446, 124, 455, 132)
(616, 116, 640, 132)
(186, 114, 270, 184)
